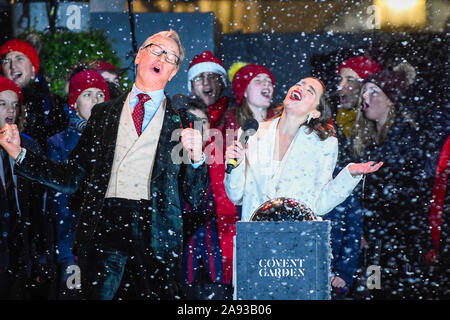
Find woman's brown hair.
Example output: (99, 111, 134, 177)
(234, 97, 277, 128)
(305, 92, 335, 141)
(351, 86, 416, 157)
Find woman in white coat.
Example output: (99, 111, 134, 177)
(224, 77, 382, 222)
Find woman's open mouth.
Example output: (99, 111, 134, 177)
(290, 90, 302, 101)
(362, 101, 369, 110)
(5, 117, 14, 124)
(261, 89, 271, 99)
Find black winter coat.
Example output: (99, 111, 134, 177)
(1, 134, 51, 280)
(355, 116, 434, 297)
(14, 92, 208, 279)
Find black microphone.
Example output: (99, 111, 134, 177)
(226, 118, 259, 174)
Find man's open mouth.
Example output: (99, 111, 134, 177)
(12, 72, 22, 82)
(203, 89, 213, 97)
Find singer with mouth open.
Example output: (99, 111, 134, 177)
(224, 77, 383, 222)
(0, 30, 208, 300)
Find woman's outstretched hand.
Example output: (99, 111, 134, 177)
(0, 124, 22, 160)
(348, 161, 383, 177)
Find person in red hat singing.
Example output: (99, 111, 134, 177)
(0, 40, 39, 90)
(177, 50, 231, 129)
(336, 56, 382, 139)
(221, 63, 278, 160)
(0, 38, 68, 151)
(225, 63, 277, 131)
(0, 76, 23, 129)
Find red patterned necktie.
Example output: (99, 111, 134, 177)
(132, 93, 151, 136)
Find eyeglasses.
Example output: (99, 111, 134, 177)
(192, 73, 221, 85)
(142, 43, 180, 65)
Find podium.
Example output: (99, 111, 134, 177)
(235, 221, 331, 300)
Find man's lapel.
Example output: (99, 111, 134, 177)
(101, 92, 129, 164)
(151, 99, 183, 183)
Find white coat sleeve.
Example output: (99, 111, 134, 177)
(314, 138, 362, 216)
(224, 156, 246, 205)
(223, 128, 246, 205)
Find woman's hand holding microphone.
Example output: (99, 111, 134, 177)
(225, 140, 246, 172)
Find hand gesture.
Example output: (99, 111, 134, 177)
(225, 140, 246, 170)
(331, 276, 347, 288)
(180, 128, 203, 163)
(0, 124, 22, 159)
(348, 161, 383, 177)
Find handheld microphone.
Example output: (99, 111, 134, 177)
(226, 118, 259, 174)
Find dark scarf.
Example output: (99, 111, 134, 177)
(21, 81, 47, 147)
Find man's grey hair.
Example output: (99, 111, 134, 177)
(142, 29, 185, 65)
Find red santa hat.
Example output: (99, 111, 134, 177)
(94, 60, 119, 74)
(0, 39, 40, 75)
(336, 56, 381, 79)
(0, 75, 23, 104)
(68, 70, 110, 110)
(232, 64, 275, 105)
(187, 50, 227, 92)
